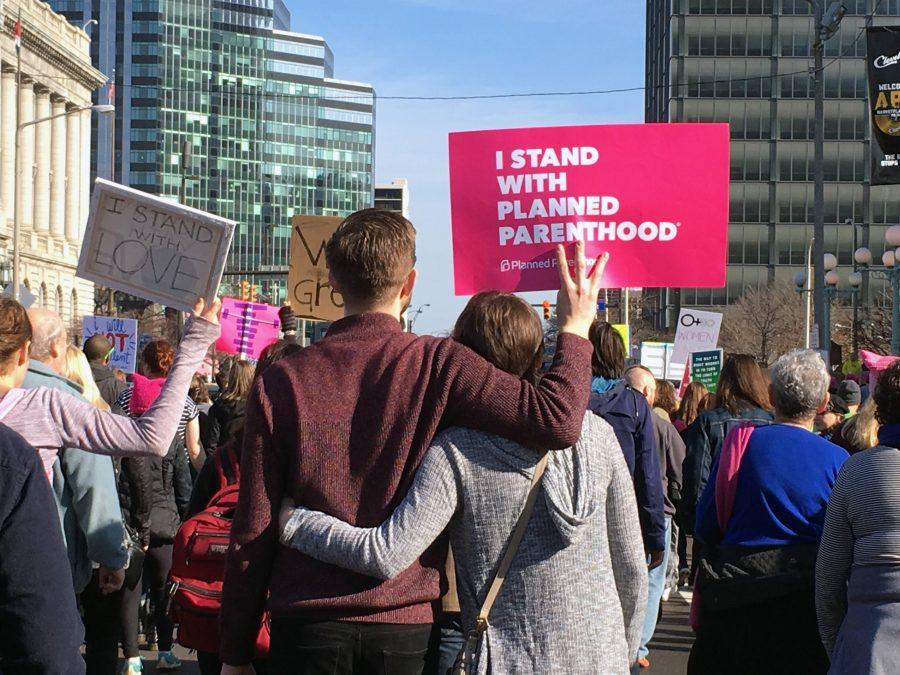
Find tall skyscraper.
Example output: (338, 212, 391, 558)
(50, 0, 374, 305)
(645, 0, 900, 327)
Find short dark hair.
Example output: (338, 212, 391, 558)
(875, 362, 900, 425)
(588, 320, 625, 380)
(84, 334, 113, 363)
(453, 291, 544, 382)
(324, 208, 416, 305)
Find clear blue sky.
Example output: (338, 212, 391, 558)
(283, 0, 647, 335)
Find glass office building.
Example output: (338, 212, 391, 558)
(49, 0, 374, 304)
(645, 0, 900, 326)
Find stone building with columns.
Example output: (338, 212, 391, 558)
(1, 0, 106, 326)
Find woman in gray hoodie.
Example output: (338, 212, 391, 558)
(279, 291, 648, 674)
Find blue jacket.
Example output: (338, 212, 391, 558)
(588, 377, 666, 551)
(679, 403, 774, 533)
(23, 360, 127, 592)
(0, 423, 86, 674)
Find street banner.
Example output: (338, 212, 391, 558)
(77, 179, 236, 313)
(82, 315, 139, 373)
(867, 27, 900, 185)
(671, 308, 723, 366)
(448, 123, 729, 295)
(288, 215, 344, 322)
(215, 297, 281, 361)
(690, 349, 724, 393)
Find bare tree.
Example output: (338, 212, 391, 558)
(719, 280, 806, 365)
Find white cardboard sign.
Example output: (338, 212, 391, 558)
(76, 179, 236, 313)
(671, 308, 723, 366)
(82, 315, 139, 373)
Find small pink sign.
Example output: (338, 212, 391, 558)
(448, 123, 730, 294)
(216, 297, 281, 361)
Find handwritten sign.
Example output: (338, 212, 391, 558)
(215, 298, 281, 361)
(671, 308, 723, 366)
(448, 123, 730, 294)
(288, 215, 344, 322)
(82, 315, 139, 373)
(690, 349, 724, 393)
(76, 179, 236, 313)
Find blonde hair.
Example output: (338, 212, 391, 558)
(841, 397, 879, 453)
(65, 345, 109, 411)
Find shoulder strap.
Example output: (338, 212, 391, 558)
(473, 453, 550, 634)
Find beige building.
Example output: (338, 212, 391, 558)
(0, 0, 106, 326)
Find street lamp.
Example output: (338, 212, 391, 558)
(806, 0, 846, 357)
(408, 303, 430, 333)
(12, 103, 114, 301)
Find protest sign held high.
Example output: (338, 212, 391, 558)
(671, 308, 723, 366)
(448, 123, 729, 295)
(691, 349, 724, 393)
(76, 179, 236, 313)
(288, 215, 344, 322)
(216, 298, 281, 361)
(82, 315, 139, 373)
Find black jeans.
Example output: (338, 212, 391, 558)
(81, 570, 123, 675)
(269, 619, 431, 675)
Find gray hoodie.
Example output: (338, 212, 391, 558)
(282, 413, 648, 674)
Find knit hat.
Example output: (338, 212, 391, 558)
(838, 380, 861, 406)
(826, 396, 850, 417)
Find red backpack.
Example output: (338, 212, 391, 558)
(167, 446, 270, 656)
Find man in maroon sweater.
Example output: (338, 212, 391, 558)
(221, 209, 606, 674)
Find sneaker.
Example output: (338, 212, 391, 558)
(637, 656, 651, 668)
(156, 651, 181, 671)
(120, 657, 143, 674)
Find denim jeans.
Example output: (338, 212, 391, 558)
(437, 613, 465, 675)
(638, 516, 672, 659)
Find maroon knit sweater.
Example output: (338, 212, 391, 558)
(220, 313, 593, 665)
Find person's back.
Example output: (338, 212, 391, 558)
(221, 212, 606, 671)
(699, 425, 847, 547)
(440, 415, 646, 673)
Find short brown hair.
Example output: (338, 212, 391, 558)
(325, 208, 416, 305)
(453, 292, 543, 382)
(589, 320, 625, 380)
(875, 362, 900, 425)
(0, 297, 32, 376)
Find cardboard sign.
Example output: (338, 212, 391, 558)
(215, 297, 281, 361)
(671, 308, 723, 366)
(690, 349, 724, 393)
(612, 323, 630, 355)
(76, 179, 236, 313)
(82, 315, 139, 373)
(448, 123, 729, 295)
(288, 215, 344, 322)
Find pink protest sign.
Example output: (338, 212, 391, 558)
(448, 123, 730, 294)
(215, 298, 281, 361)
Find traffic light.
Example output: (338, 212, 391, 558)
(240, 280, 249, 300)
(542, 300, 551, 320)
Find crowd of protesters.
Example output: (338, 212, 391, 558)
(0, 208, 898, 675)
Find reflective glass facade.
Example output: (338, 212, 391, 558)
(645, 0, 900, 323)
(49, 0, 374, 304)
